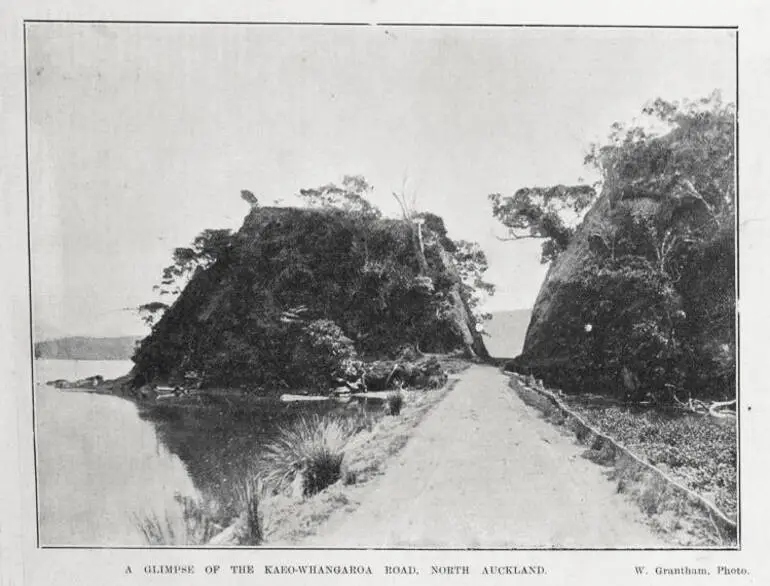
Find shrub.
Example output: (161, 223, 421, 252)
(566, 402, 737, 516)
(293, 320, 358, 391)
(261, 415, 356, 497)
(386, 391, 404, 416)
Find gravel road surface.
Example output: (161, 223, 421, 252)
(304, 364, 665, 548)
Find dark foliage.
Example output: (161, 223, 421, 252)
(513, 93, 735, 404)
(386, 392, 404, 416)
(363, 356, 448, 391)
(489, 185, 596, 263)
(515, 257, 685, 401)
(132, 206, 483, 390)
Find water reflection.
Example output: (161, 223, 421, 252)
(35, 360, 197, 546)
(35, 359, 346, 545)
(138, 396, 342, 525)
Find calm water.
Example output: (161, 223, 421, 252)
(34, 359, 339, 546)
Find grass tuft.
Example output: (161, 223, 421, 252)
(386, 391, 405, 416)
(233, 476, 265, 545)
(261, 414, 357, 497)
(132, 493, 220, 545)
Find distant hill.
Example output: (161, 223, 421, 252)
(34, 336, 142, 360)
(483, 309, 532, 359)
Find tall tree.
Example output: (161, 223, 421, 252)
(154, 228, 233, 297)
(490, 90, 734, 268)
(489, 185, 596, 263)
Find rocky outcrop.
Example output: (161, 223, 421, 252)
(520, 194, 614, 362)
(514, 191, 735, 399)
(131, 207, 486, 390)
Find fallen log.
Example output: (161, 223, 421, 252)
(709, 399, 736, 419)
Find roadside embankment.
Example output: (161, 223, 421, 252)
(299, 364, 664, 548)
(509, 372, 737, 547)
(209, 358, 471, 546)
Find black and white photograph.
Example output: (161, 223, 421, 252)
(24, 21, 739, 553)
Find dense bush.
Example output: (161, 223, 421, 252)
(132, 203, 486, 390)
(523, 257, 684, 402)
(363, 356, 448, 391)
(292, 319, 361, 391)
(508, 93, 735, 404)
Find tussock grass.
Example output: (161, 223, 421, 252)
(132, 493, 220, 545)
(265, 381, 457, 545)
(232, 476, 265, 545)
(261, 414, 357, 497)
(132, 510, 178, 546)
(386, 391, 405, 416)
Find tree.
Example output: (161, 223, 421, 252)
(489, 185, 596, 263)
(585, 91, 734, 223)
(139, 226, 233, 334)
(240, 190, 259, 208)
(297, 175, 381, 218)
(154, 228, 233, 297)
(138, 301, 170, 327)
(491, 91, 734, 268)
(450, 240, 496, 326)
(584, 92, 735, 280)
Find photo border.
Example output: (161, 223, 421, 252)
(22, 18, 741, 554)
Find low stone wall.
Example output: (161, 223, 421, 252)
(507, 372, 737, 546)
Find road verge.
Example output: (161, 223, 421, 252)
(508, 372, 737, 547)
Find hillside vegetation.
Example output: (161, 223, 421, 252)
(132, 184, 489, 391)
(499, 93, 735, 406)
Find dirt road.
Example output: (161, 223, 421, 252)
(304, 364, 665, 548)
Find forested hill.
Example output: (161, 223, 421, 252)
(131, 204, 489, 390)
(503, 95, 735, 403)
(35, 336, 141, 360)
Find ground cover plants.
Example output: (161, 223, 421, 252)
(512, 375, 736, 545)
(562, 398, 737, 517)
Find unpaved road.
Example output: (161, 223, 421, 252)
(304, 364, 665, 548)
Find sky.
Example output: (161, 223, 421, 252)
(26, 23, 736, 339)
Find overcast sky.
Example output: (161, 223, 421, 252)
(26, 23, 736, 339)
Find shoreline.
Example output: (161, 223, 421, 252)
(43, 355, 474, 547)
(209, 371, 469, 546)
